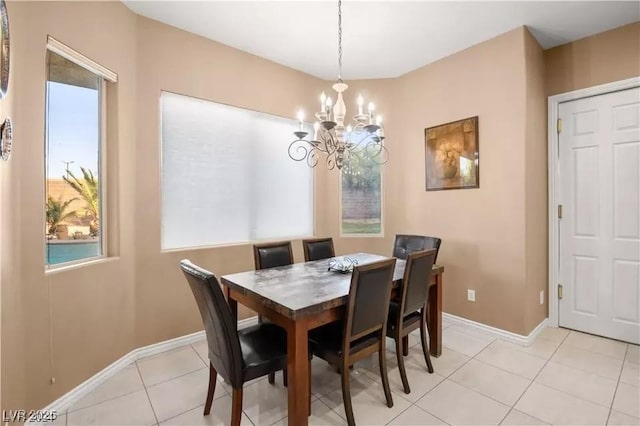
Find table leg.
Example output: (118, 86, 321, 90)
(224, 287, 238, 321)
(287, 321, 310, 426)
(428, 273, 442, 357)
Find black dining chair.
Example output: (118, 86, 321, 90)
(253, 241, 293, 385)
(302, 237, 335, 262)
(179, 260, 288, 426)
(253, 241, 294, 270)
(386, 249, 437, 394)
(393, 235, 441, 356)
(308, 258, 397, 426)
(392, 234, 442, 263)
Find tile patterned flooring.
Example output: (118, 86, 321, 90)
(54, 320, 639, 425)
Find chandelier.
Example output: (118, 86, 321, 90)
(288, 0, 388, 170)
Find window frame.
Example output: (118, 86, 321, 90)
(44, 38, 116, 271)
(339, 150, 385, 238)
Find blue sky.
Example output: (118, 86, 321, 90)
(47, 82, 99, 179)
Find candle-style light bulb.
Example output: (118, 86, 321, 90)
(357, 94, 364, 115)
(326, 97, 333, 120)
(368, 102, 375, 124)
(346, 124, 353, 133)
(297, 110, 304, 131)
(320, 92, 327, 112)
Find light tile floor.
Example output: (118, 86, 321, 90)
(57, 320, 640, 426)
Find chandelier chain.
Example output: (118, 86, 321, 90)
(337, 0, 342, 82)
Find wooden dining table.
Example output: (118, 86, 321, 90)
(221, 253, 444, 426)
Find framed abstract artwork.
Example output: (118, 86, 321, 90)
(425, 116, 479, 191)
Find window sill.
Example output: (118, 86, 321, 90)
(161, 235, 316, 253)
(45, 256, 120, 276)
(340, 233, 385, 239)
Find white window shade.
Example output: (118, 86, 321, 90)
(161, 92, 313, 250)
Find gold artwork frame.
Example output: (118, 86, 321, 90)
(425, 116, 479, 191)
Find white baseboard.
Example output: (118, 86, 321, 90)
(27, 316, 259, 425)
(443, 313, 548, 346)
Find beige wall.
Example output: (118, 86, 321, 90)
(389, 28, 533, 334)
(545, 22, 640, 95)
(2, 0, 636, 412)
(523, 29, 549, 332)
(2, 1, 138, 412)
(0, 1, 325, 412)
(133, 16, 325, 346)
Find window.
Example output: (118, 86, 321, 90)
(44, 40, 115, 267)
(341, 138, 383, 235)
(161, 92, 314, 250)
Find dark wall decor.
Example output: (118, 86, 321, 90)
(0, 0, 9, 99)
(0, 117, 12, 160)
(0, 0, 10, 162)
(425, 116, 479, 191)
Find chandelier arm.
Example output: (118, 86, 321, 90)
(307, 150, 319, 168)
(326, 153, 336, 170)
(288, 139, 318, 163)
(365, 143, 389, 165)
(314, 132, 335, 154)
(322, 132, 339, 156)
(345, 132, 371, 152)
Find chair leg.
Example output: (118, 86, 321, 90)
(341, 365, 356, 426)
(395, 336, 411, 394)
(283, 368, 288, 387)
(402, 336, 409, 356)
(231, 387, 243, 426)
(378, 342, 394, 408)
(268, 372, 275, 384)
(420, 317, 434, 374)
(204, 363, 217, 415)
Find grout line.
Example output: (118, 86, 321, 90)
(137, 345, 211, 389)
(606, 344, 629, 425)
(135, 362, 160, 426)
(470, 353, 543, 382)
(66, 365, 146, 414)
(139, 364, 207, 390)
(498, 329, 570, 425)
(190, 342, 210, 367)
(550, 344, 626, 381)
(66, 387, 144, 415)
(398, 333, 480, 422)
(560, 335, 629, 363)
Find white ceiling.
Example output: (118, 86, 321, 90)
(123, 1, 640, 80)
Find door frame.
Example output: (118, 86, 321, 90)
(547, 76, 640, 327)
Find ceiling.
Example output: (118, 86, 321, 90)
(123, 1, 640, 80)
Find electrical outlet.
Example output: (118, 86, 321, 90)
(467, 289, 476, 302)
(539, 290, 545, 305)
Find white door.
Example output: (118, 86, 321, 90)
(559, 87, 640, 344)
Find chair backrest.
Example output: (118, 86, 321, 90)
(399, 249, 437, 317)
(179, 260, 243, 388)
(302, 238, 335, 262)
(343, 258, 397, 345)
(393, 234, 442, 262)
(253, 241, 294, 270)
